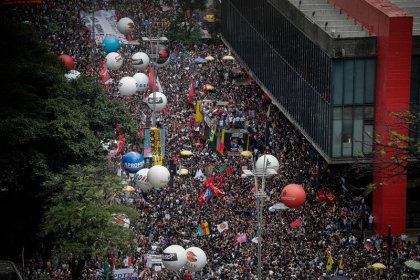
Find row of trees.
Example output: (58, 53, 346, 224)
(0, 21, 139, 278)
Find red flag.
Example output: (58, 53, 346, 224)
(210, 184, 224, 197)
(203, 176, 214, 187)
(162, 107, 169, 114)
(290, 219, 302, 228)
(116, 134, 126, 152)
(148, 65, 159, 91)
(317, 189, 326, 202)
(188, 75, 195, 104)
(198, 189, 205, 205)
(217, 142, 225, 154)
(123, 256, 133, 267)
(226, 167, 233, 176)
(99, 60, 111, 84)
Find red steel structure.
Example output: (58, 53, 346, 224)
(329, 0, 413, 235)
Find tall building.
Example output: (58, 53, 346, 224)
(221, 0, 420, 235)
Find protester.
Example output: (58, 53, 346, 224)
(3, 0, 419, 279)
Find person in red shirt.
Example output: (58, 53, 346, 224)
(185, 272, 192, 279)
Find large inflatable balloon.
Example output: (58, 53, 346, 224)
(184, 247, 207, 272)
(147, 92, 167, 112)
(102, 36, 120, 53)
(133, 73, 149, 92)
(105, 52, 123, 70)
(132, 52, 150, 71)
(122, 152, 144, 173)
(280, 184, 306, 208)
(118, 77, 138, 96)
(255, 154, 280, 172)
(134, 168, 152, 191)
(162, 245, 187, 272)
(64, 70, 81, 80)
(147, 165, 170, 188)
(59, 54, 74, 70)
(117, 17, 135, 35)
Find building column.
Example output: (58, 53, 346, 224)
(329, 0, 412, 235)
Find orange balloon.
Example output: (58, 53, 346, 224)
(59, 54, 74, 70)
(280, 184, 306, 208)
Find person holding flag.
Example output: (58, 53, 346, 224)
(326, 254, 335, 271)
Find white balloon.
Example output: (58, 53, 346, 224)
(255, 154, 280, 172)
(117, 17, 135, 35)
(184, 247, 207, 272)
(147, 165, 170, 188)
(118, 76, 138, 96)
(147, 92, 167, 112)
(133, 73, 149, 92)
(132, 52, 150, 70)
(162, 245, 187, 272)
(105, 52, 123, 70)
(134, 168, 152, 191)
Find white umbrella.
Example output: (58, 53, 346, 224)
(270, 202, 289, 211)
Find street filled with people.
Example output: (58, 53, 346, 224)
(3, 0, 420, 279)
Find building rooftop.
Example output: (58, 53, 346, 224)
(390, 0, 420, 36)
(288, 0, 371, 38)
(269, 0, 377, 57)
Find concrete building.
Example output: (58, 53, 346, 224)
(221, 0, 420, 235)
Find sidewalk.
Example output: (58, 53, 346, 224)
(363, 228, 420, 242)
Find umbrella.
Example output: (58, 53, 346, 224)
(180, 150, 193, 157)
(205, 55, 215, 61)
(404, 260, 420, 270)
(222, 55, 235, 61)
(194, 57, 207, 64)
(270, 202, 289, 211)
(203, 84, 214, 91)
(178, 168, 189, 175)
(122, 185, 136, 193)
(370, 262, 386, 270)
(241, 150, 253, 158)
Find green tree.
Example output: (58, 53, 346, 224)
(167, 0, 207, 44)
(351, 110, 420, 194)
(0, 21, 138, 260)
(42, 164, 139, 279)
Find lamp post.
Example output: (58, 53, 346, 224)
(242, 153, 279, 280)
(141, 36, 168, 127)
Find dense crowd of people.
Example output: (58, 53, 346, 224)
(4, 0, 420, 279)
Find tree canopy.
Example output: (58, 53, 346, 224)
(0, 21, 137, 193)
(42, 164, 138, 261)
(0, 21, 138, 261)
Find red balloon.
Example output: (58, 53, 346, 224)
(158, 50, 169, 58)
(280, 184, 306, 208)
(59, 54, 74, 70)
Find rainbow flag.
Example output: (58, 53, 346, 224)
(197, 221, 211, 237)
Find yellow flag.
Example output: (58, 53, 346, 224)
(195, 101, 203, 122)
(332, 204, 336, 213)
(326, 255, 334, 271)
(338, 259, 344, 269)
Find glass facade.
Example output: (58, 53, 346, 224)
(332, 59, 376, 157)
(221, 0, 377, 161)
